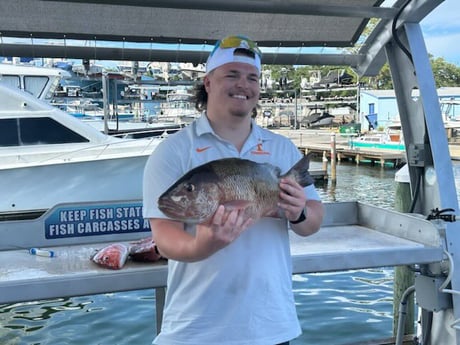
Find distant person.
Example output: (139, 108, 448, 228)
(143, 34, 324, 345)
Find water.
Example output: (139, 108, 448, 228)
(1, 161, 459, 345)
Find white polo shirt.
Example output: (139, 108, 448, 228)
(143, 114, 320, 345)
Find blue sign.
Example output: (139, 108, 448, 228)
(44, 202, 151, 239)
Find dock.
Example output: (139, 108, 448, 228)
(273, 129, 406, 168)
(299, 143, 406, 168)
(276, 128, 460, 166)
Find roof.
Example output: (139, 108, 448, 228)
(0, 0, 444, 76)
(361, 89, 398, 98)
(362, 87, 460, 99)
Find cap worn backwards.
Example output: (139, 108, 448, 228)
(205, 35, 262, 75)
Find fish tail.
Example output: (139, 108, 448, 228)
(285, 152, 315, 187)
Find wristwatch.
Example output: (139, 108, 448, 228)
(290, 206, 307, 224)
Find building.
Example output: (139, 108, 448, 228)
(359, 87, 460, 131)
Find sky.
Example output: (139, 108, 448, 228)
(420, 0, 460, 66)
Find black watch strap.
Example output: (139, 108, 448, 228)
(290, 207, 307, 224)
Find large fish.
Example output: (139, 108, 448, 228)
(158, 153, 314, 224)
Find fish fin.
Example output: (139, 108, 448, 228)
(284, 152, 315, 187)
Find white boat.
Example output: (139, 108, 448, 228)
(62, 100, 136, 121)
(158, 87, 201, 124)
(350, 130, 405, 151)
(0, 83, 163, 218)
(0, 62, 70, 101)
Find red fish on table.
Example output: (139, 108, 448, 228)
(91, 237, 164, 270)
(91, 243, 129, 270)
(129, 237, 163, 262)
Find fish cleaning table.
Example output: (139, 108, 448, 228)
(0, 201, 444, 305)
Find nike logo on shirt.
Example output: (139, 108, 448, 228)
(196, 146, 211, 153)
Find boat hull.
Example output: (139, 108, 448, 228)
(351, 141, 405, 151)
(2, 154, 150, 215)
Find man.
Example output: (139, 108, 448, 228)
(143, 35, 324, 345)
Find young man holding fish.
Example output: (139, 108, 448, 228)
(143, 35, 324, 345)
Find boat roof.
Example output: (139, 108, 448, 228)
(0, 0, 443, 77)
(0, 63, 70, 78)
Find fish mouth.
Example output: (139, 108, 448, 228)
(158, 199, 199, 222)
(158, 201, 185, 217)
(159, 204, 213, 224)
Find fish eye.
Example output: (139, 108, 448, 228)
(184, 183, 195, 192)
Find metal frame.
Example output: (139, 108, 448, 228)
(386, 22, 460, 342)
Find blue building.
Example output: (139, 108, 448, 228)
(359, 87, 460, 131)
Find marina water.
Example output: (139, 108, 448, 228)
(2, 160, 460, 345)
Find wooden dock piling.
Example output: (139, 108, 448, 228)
(330, 133, 337, 183)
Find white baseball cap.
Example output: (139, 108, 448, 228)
(205, 35, 262, 75)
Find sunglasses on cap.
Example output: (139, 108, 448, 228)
(210, 35, 262, 58)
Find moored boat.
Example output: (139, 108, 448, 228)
(0, 62, 70, 101)
(350, 130, 405, 151)
(0, 83, 164, 219)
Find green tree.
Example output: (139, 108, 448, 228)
(261, 56, 460, 92)
(431, 57, 460, 87)
(363, 56, 460, 89)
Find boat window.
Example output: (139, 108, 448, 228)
(24, 76, 49, 98)
(0, 118, 89, 147)
(0, 75, 50, 99)
(46, 77, 62, 101)
(0, 75, 21, 89)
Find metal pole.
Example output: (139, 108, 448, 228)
(295, 90, 298, 129)
(356, 76, 360, 124)
(101, 72, 109, 135)
(113, 80, 119, 130)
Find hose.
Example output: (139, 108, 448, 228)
(395, 285, 416, 345)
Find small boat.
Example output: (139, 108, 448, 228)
(64, 101, 136, 121)
(350, 130, 405, 151)
(0, 83, 164, 219)
(302, 105, 335, 128)
(157, 87, 201, 124)
(303, 111, 335, 128)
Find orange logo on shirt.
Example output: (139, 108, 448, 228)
(251, 142, 270, 155)
(196, 146, 211, 153)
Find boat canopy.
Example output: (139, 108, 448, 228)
(0, 0, 443, 76)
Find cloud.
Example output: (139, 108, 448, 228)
(420, 0, 460, 65)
